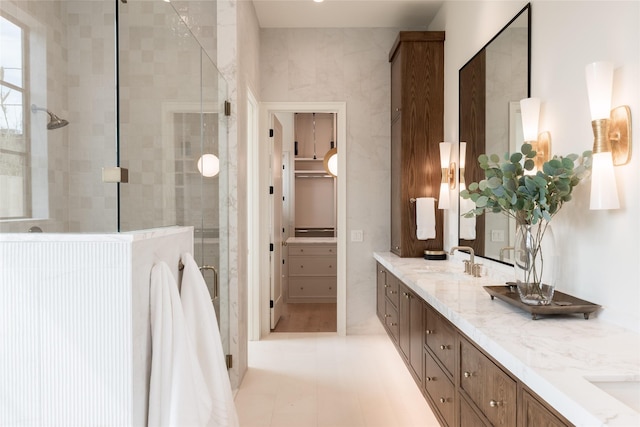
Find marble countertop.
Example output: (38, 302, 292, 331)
(374, 252, 640, 427)
(286, 237, 337, 244)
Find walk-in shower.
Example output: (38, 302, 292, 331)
(0, 0, 230, 388)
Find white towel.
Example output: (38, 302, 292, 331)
(459, 197, 477, 240)
(416, 197, 436, 240)
(148, 261, 213, 427)
(181, 253, 239, 427)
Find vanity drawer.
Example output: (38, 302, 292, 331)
(425, 306, 456, 377)
(288, 255, 336, 276)
(288, 244, 336, 256)
(424, 350, 455, 427)
(460, 337, 516, 427)
(384, 299, 399, 343)
(385, 273, 400, 308)
(289, 277, 336, 298)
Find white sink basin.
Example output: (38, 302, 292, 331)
(587, 377, 640, 412)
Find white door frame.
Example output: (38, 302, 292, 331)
(251, 102, 347, 339)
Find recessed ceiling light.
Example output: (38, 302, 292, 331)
(313, 0, 324, 3)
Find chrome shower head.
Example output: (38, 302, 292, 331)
(31, 104, 69, 130)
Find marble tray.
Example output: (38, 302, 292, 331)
(484, 285, 601, 320)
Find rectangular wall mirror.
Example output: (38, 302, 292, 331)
(458, 3, 530, 265)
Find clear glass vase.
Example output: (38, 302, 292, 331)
(514, 220, 557, 305)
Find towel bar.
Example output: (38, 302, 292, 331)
(410, 197, 437, 204)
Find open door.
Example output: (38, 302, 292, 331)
(270, 115, 284, 329)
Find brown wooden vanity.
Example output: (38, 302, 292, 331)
(376, 262, 573, 427)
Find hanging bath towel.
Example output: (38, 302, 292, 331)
(416, 197, 436, 240)
(148, 261, 213, 427)
(181, 252, 239, 427)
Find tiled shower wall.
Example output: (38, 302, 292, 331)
(1, 0, 218, 233)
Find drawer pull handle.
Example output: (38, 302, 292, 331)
(384, 314, 391, 318)
(440, 345, 449, 350)
(389, 322, 397, 326)
(389, 290, 397, 295)
(384, 285, 390, 288)
(426, 376, 432, 381)
(439, 398, 446, 404)
(489, 400, 502, 408)
(463, 371, 473, 378)
(402, 292, 409, 297)
(425, 329, 433, 335)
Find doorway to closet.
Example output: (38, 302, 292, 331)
(251, 102, 347, 340)
(273, 112, 337, 332)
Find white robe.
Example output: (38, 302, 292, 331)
(180, 253, 239, 427)
(148, 261, 213, 427)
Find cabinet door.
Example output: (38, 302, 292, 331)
(425, 306, 456, 377)
(521, 389, 570, 427)
(390, 119, 402, 255)
(460, 337, 517, 427)
(384, 300, 399, 343)
(408, 294, 424, 383)
(376, 264, 387, 322)
(460, 395, 489, 427)
(424, 350, 455, 427)
(391, 50, 402, 122)
(399, 284, 411, 362)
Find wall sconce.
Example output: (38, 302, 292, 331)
(520, 97, 551, 171)
(197, 153, 220, 177)
(585, 61, 632, 210)
(438, 142, 456, 209)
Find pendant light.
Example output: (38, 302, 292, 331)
(323, 113, 338, 177)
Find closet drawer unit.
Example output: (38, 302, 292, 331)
(384, 299, 399, 343)
(385, 273, 400, 308)
(289, 277, 336, 298)
(425, 307, 456, 377)
(424, 351, 455, 427)
(288, 245, 336, 256)
(460, 337, 516, 427)
(288, 255, 336, 276)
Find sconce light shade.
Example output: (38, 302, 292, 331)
(197, 153, 220, 177)
(459, 142, 467, 190)
(585, 61, 614, 120)
(439, 142, 452, 209)
(590, 151, 620, 209)
(520, 98, 541, 142)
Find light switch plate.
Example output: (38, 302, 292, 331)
(491, 230, 505, 242)
(351, 230, 363, 242)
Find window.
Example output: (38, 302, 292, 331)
(0, 14, 29, 219)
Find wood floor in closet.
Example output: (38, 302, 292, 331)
(273, 303, 337, 333)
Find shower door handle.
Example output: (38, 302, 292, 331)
(199, 265, 218, 299)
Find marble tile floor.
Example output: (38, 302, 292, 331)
(234, 329, 441, 427)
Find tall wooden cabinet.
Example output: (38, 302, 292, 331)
(389, 31, 445, 257)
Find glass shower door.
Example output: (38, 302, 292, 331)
(117, 0, 229, 359)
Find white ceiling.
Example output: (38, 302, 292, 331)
(251, 0, 444, 29)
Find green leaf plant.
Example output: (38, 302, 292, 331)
(460, 143, 592, 225)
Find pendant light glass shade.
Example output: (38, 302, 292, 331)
(197, 154, 220, 177)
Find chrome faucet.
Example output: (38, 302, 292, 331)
(449, 246, 475, 275)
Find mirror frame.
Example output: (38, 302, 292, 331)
(457, 3, 531, 265)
